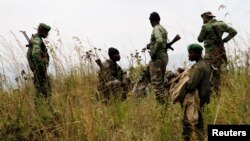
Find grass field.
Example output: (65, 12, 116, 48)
(0, 31, 249, 141)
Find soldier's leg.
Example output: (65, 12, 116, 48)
(150, 60, 166, 104)
(37, 66, 51, 98)
(196, 109, 205, 141)
(33, 69, 44, 110)
(122, 85, 129, 100)
(33, 64, 48, 96)
(121, 77, 131, 100)
(182, 92, 202, 141)
(33, 66, 53, 111)
(33, 70, 42, 96)
(161, 55, 169, 98)
(212, 63, 222, 94)
(182, 114, 191, 141)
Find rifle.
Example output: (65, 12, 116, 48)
(165, 34, 181, 52)
(20, 31, 35, 71)
(146, 34, 181, 52)
(20, 31, 32, 47)
(212, 26, 227, 63)
(95, 59, 103, 70)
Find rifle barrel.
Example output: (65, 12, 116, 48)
(20, 31, 30, 43)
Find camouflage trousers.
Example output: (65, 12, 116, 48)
(149, 54, 168, 104)
(182, 91, 205, 141)
(33, 64, 51, 98)
(205, 48, 226, 94)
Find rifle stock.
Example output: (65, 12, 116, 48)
(165, 34, 181, 51)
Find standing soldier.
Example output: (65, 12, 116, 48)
(147, 12, 168, 104)
(97, 47, 130, 102)
(28, 23, 51, 102)
(182, 44, 212, 141)
(198, 11, 237, 93)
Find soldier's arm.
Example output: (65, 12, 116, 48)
(102, 62, 122, 87)
(198, 25, 206, 42)
(186, 66, 204, 92)
(221, 23, 237, 43)
(31, 37, 43, 61)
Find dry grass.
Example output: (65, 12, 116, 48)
(0, 27, 249, 141)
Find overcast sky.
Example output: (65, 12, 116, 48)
(0, 0, 249, 74)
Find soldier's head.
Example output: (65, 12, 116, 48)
(187, 43, 203, 61)
(108, 47, 120, 62)
(201, 11, 215, 24)
(37, 23, 51, 38)
(149, 12, 160, 27)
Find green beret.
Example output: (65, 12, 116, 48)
(187, 43, 203, 52)
(39, 23, 51, 31)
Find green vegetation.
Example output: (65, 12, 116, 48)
(0, 31, 249, 141)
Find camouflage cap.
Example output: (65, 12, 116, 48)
(201, 11, 215, 17)
(38, 23, 51, 31)
(187, 43, 203, 53)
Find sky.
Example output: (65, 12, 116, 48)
(0, 0, 250, 82)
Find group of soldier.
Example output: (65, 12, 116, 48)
(27, 11, 237, 141)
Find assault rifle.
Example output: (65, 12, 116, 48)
(20, 31, 35, 71)
(20, 31, 31, 47)
(165, 34, 181, 52)
(95, 59, 103, 70)
(146, 34, 181, 52)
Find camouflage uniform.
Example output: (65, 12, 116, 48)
(29, 34, 51, 98)
(198, 16, 237, 92)
(97, 59, 129, 101)
(182, 58, 212, 141)
(148, 24, 168, 104)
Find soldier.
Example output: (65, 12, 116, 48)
(198, 11, 237, 93)
(181, 44, 212, 141)
(147, 12, 168, 104)
(97, 47, 130, 102)
(28, 23, 51, 101)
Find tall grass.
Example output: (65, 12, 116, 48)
(0, 27, 249, 141)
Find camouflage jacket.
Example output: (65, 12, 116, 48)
(186, 59, 211, 102)
(198, 19, 237, 52)
(97, 59, 126, 92)
(149, 24, 168, 60)
(30, 34, 49, 67)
